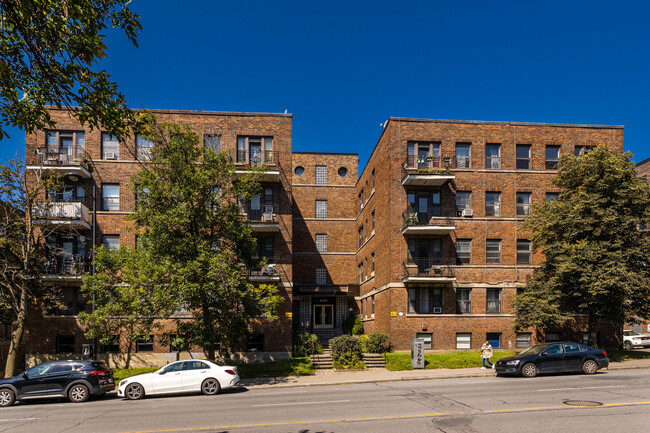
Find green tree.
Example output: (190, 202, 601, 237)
(0, 158, 61, 377)
(82, 118, 283, 360)
(0, 0, 141, 139)
(516, 146, 650, 344)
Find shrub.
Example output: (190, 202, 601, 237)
(293, 333, 323, 357)
(329, 334, 364, 369)
(351, 317, 364, 335)
(366, 332, 391, 353)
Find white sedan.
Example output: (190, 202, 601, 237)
(117, 360, 240, 400)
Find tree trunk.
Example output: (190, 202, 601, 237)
(588, 315, 598, 348)
(206, 343, 215, 361)
(4, 288, 27, 378)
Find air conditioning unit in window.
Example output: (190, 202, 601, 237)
(263, 212, 275, 222)
(103, 152, 117, 160)
(433, 307, 442, 314)
(462, 208, 473, 217)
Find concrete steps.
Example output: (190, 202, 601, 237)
(362, 353, 387, 368)
(311, 348, 332, 369)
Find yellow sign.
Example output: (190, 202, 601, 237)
(285, 312, 293, 318)
(390, 311, 397, 317)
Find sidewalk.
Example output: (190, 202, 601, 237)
(240, 358, 650, 389)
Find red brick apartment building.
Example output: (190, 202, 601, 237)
(14, 109, 624, 368)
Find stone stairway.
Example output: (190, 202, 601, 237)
(362, 353, 387, 368)
(311, 348, 333, 369)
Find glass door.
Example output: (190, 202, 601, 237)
(313, 305, 334, 329)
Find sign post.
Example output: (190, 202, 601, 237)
(411, 338, 425, 369)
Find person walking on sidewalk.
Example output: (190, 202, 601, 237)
(481, 341, 495, 369)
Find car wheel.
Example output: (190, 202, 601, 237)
(201, 378, 221, 396)
(624, 341, 633, 350)
(521, 363, 538, 378)
(582, 360, 598, 375)
(125, 383, 144, 400)
(0, 389, 15, 407)
(68, 384, 90, 403)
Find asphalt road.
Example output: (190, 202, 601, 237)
(1, 369, 649, 433)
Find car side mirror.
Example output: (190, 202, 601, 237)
(158, 370, 166, 375)
(540, 351, 547, 357)
(21, 373, 28, 379)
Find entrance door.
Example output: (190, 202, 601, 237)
(313, 304, 334, 329)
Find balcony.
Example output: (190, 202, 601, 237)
(402, 155, 455, 187)
(402, 212, 455, 235)
(33, 202, 91, 230)
(42, 253, 87, 281)
(402, 258, 456, 283)
(27, 147, 92, 178)
(239, 203, 279, 232)
(247, 258, 281, 282)
(230, 150, 280, 182)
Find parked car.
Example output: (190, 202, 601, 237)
(623, 330, 650, 350)
(0, 360, 114, 407)
(117, 359, 240, 400)
(495, 342, 608, 377)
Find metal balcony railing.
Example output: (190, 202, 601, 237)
(403, 211, 450, 227)
(43, 253, 87, 275)
(230, 150, 278, 166)
(405, 155, 442, 171)
(239, 203, 276, 222)
(486, 300, 501, 314)
(403, 258, 456, 278)
(248, 257, 278, 277)
(33, 202, 90, 223)
(36, 146, 90, 167)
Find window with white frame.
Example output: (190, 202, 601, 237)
(102, 184, 120, 211)
(315, 200, 327, 218)
(417, 333, 432, 350)
(315, 233, 327, 252)
(315, 268, 327, 285)
(102, 133, 119, 159)
(456, 143, 471, 168)
(102, 235, 120, 251)
(486, 239, 501, 264)
(371, 252, 375, 275)
(358, 263, 364, 284)
(456, 333, 471, 349)
(456, 191, 471, 215)
(517, 240, 532, 264)
(485, 192, 501, 217)
(408, 288, 442, 314)
(136, 135, 153, 160)
(315, 165, 327, 185)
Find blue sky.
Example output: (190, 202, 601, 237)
(2, 1, 649, 168)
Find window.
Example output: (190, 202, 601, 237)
(431, 191, 441, 216)
(409, 288, 442, 314)
(338, 167, 348, 177)
(516, 192, 531, 216)
(371, 252, 375, 275)
(101, 336, 120, 353)
(102, 235, 120, 251)
(51, 287, 86, 316)
(295, 166, 304, 176)
(456, 143, 471, 168)
(486, 289, 501, 313)
(371, 169, 375, 192)
(456, 191, 471, 215)
(582, 333, 590, 345)
(485, 192, 501, 217)
(358, 191, 364, 212)
(574, 145, 592, 156)
(516, 333, 531, 349)
(136, 336, 154, 352)
(44, 131, 85, 162)
(517, 240, 531, 264)
(545, 332, 561, 342)
(371, 211, 375, 233)
(56, 335, 75, 354)
(456, 289, 471, 313)
(204, 134, 221, 151)
(565, 342, 580, 353)
(315, 165, 327, 185)
(358, 227, 363, 248)
(256, 236, 274, 261)
(102, 184, 119, 211)
(546, 192, 559, 202)
(247, 333, 264, 352)
(487, 333, 502, 349)
(316, 268, 327, 285)
(485, 144, 500, 169)
(545, 145, 560, 170)
(315, 233, 327, 252)
(417, 333, 433, 350)
(456, 239, 471, 264)
(136, 135, 153, 160)
(371, 295, 375, 315)
(486, 240, 501, 264)
(315, 200, 327, 218)
(102, 133, 119, 159)
(358, 263, 364, 284)
(456, 333, 471, 349)
(237, 136, 273, 164)
(516, 144, 531, 169)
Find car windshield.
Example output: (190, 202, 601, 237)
(625, 331, 641, 336)
(518, 344, 546, 355)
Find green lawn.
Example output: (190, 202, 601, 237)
(385, 351, 519, 371)
(236, 357, 314, 379)
(606, 349, 650, 362)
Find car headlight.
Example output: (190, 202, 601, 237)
(506, 360, 520, 366)
(119, 380, 128, 387)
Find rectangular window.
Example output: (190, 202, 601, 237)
(371, 252, 375, 275)
(545, 332, 561, 342)
(456, 143, 471, 168)
(136, 135, 153, 160)
(545, 145, 560, 170)
(516, 333, 531, 348)
(315, 233, 327, 252)
(575, 145, 592, 156)
(486, 332, 501, 349)
(371, 211, 375, 233)
(456, 239, 471, 265)
(358, 191, 363, 212)
(102, 235, 120, 251)
(315, 165, 327, 185)
(204, 134, 221, 151)
(516, 144, 531, 170)
(485, 192, 501, 217)
(316, 268, 327, 285)
(136, 336, 154, 352)
(417, 333, 433, 350)
(237, 136, 273, 164)
(486, 289, 501, 313)
(418, 288, 430, 314)
(456, 191, 471, 215)
(456, 289, 471, 314)
(56, 335, 75, 354)
(102, 184, 120, 211)
(516, 192, 531, 216)
(485, 144, 500, 169)
(371, 295, 375, 315)
(486, 239, 501, 264)
(101, 336, 120, 353)
(431, 191, 441, 216)
(315, 200, 327, 218)
(517, 240, 532, 264)
(358, 263, 364, 284)
(456, 333, 471, 349)
(102, 133, 119, 159)
(358, 227, 363, 248)
(408, 288, 442, 314)
(546, 192, 559, 202)
(371, 170, 375, 192)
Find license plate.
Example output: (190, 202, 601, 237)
(108, 378, 113, 384)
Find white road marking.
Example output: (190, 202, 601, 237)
(252, 399, 351, 407)
(0, 418, 38, 422)
(537, 385, 626, 392)
(251, 391, 310, 396)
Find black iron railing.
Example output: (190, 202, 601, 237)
(403, 258, 456, 278)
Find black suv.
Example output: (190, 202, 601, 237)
(0, 360, 114, 407)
